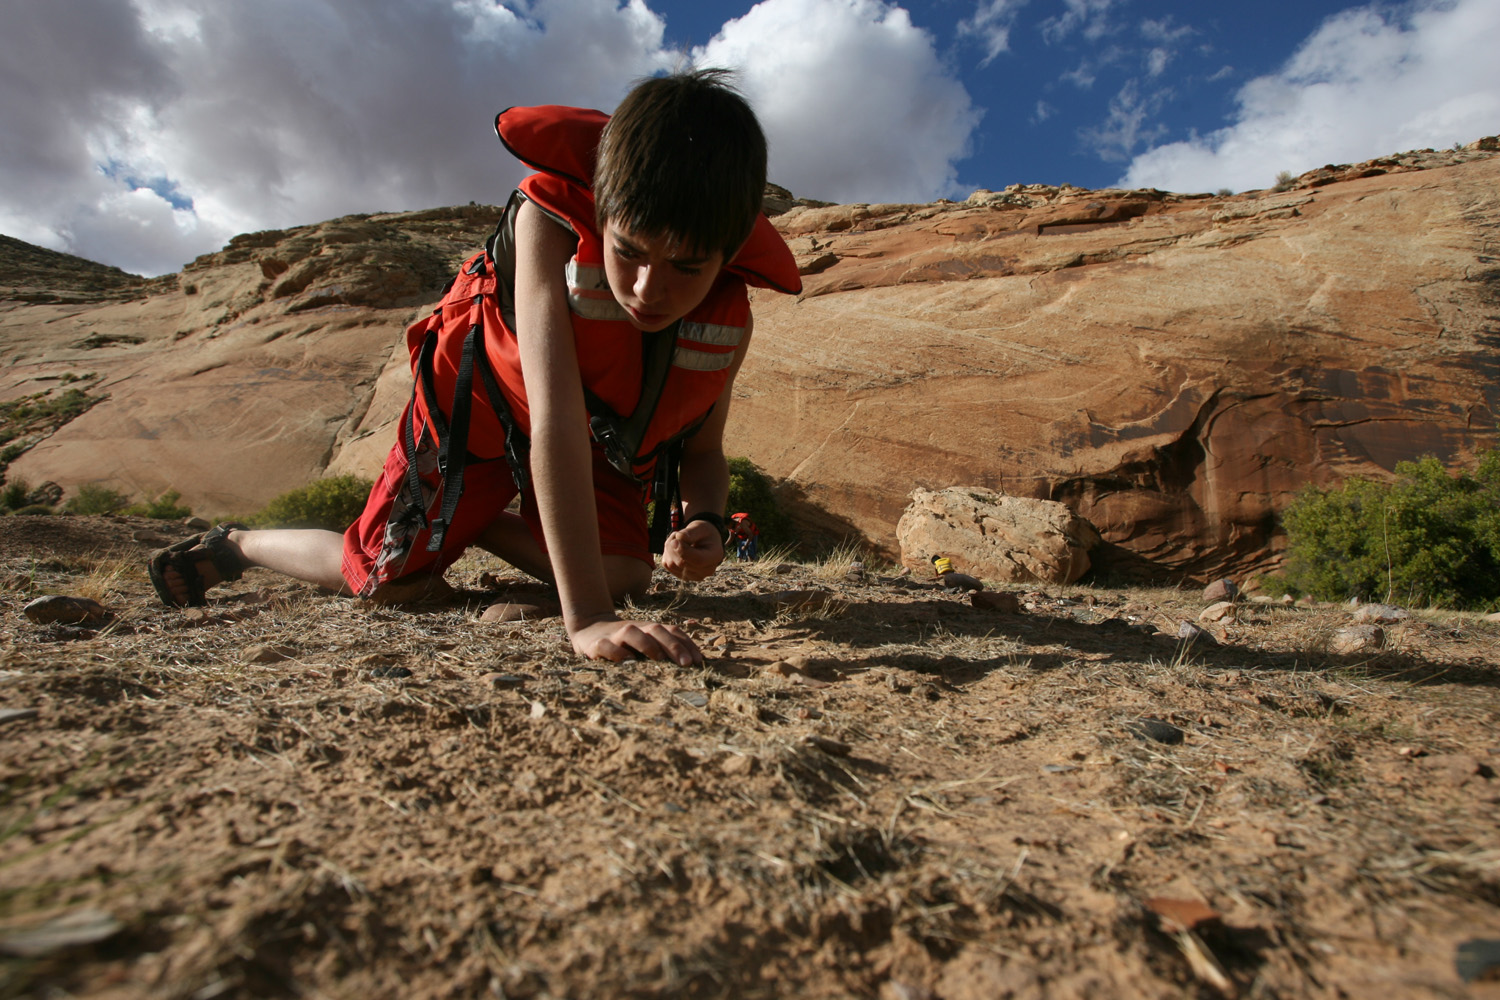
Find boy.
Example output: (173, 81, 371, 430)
(150, 69, 802, 666)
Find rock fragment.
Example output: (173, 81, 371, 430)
(971, 591, 1021, 613)
(1202, 579, 1238, 603)
(1198, 601, 1235, 623)
(1128, 718, 1186, 745)
(243, 643, 297, 664)
(23, 595, 109, 625)
(1329, 625, 1384, 655)
(1352, 603, 1410, 623)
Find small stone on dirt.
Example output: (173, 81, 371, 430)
(369, 665, 413, 679)
(482, 673, 529, 689)
(1455, 939, 1500, 983)
(674, 691, 709, 709)
(0, 908, 123, 957)
(1176, 621, 1219, 646)
(243, 643, 296, 664)
(1330, 625, 1384, 655)
(183, 516, 211, 530)
(23, 595, 109, 625)
(1352, 603, 1410, 623)
(971, 591, 1020, 613)
(1199, 601, 1236, 623)
(1128, 717, 1186, 745)
(804, 734, 851, 756)
(1042, 763, 1079, 774)
(773, 563, 795, 575)
(0, 708, 40, 726)
(481, 602, 551, 623)
(1202, 578, 1238, 603)
(709, 688, 762, 719)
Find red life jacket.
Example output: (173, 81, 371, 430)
(399, 105, 801, 552)
(411, 105, 800, 468)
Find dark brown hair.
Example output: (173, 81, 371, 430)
(595, 68, 766, 259)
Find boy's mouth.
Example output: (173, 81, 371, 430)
(626, 304, 669, 326)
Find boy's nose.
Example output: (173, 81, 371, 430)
(634, 264, 664, 304)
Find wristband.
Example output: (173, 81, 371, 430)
(684, 511, 727, 539)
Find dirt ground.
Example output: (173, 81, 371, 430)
(1, 515, 1497, 999)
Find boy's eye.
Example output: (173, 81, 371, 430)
(673, 263, 702, 276)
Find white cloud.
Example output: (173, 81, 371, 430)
(0, 0, 672, 275)
(0, 0, 981, 274)
(1119, 0, 1500, 193)
(693, 0, 980, 203)
(959, 0, 1030, 66)
(1079, 78, 1169, 162)
(1039, 0, 1118, 45)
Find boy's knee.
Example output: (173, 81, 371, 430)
(604, 556, 651, 603)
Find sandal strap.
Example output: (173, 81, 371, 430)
(201, 523, 249, 584)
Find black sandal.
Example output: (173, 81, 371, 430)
(148, 522, 249, 607)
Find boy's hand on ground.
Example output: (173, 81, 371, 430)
(570, 617, 704, 666)
(662, 522, 724, 581)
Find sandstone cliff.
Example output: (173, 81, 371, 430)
(3, 142, 1496, 582)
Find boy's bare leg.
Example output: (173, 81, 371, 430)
(158, 527, 349, 604)
(476, 512, 649, 603)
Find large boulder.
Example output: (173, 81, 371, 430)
(897, 487, 1101, 585)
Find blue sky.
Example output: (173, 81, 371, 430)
(2, 0, 1496, 276)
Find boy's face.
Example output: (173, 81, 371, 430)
(602, 219, 725, 332)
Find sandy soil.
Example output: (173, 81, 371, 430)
(1, 516, 1498, 999)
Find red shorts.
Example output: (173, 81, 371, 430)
(341, 416, 653, 596)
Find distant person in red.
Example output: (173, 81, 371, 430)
(728, 512, 759, 561)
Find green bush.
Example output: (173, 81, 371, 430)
(1272, 170, 1297, 193)
(726, 456, 794, 551)
(1278, 451, 1500, 610)
(251, 475, 373, 531)
(1, 479, 29, 511)
(124, 489, 193, 520)
(65, 483, 131, 515)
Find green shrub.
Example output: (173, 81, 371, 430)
(726, 456, 794, 551)
(1278, 451, 1500, 610)
(1, 479, 29, 511)
(1272, 170, 1297, 192)
(10, 504, 55, 516)
(251, 475, 373, 531)
(65, 483, 131, 515)
(124, 489, 193, 520)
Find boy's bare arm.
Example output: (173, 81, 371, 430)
(662, 317, 753, 581)
(512, 200, 702, 665)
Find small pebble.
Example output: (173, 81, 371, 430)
(482, 673, 529, 689)
(0, 708, 40, 726)
(803, 735, 851, 756)
(369, 665, 413, 679)
(481, 602, 551, 623)
(1352, 603, 1410, 624)
(1043, 764, 1080, 774)
(1128, 718, 1186, 745)
(243, 644, 296, 664)
(1176, 621, 1219, 646)
(1199, 601, 1235, 623)
(971, 591, 1020, 613)
(1330, 625, 1384, 655)
(674, 691, 709, 709)
(1202, 578, 1238, 603)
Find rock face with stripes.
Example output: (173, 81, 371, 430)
(729, 140, 1500, 582)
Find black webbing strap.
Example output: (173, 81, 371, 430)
(585, 320, 679, 484)
(424, 299, 485, 553)
(648, 439, 683, 553)
(475, 344, 530, 493)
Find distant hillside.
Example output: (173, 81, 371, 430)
(0, 233, 153, 303)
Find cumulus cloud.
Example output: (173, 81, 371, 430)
(694, 0, 980, 203)
(0, 0, 981, 274)
(1120, 0, 1500, 193)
